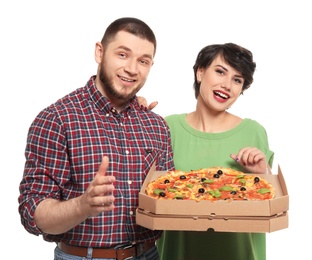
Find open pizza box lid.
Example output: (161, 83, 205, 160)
(137, 164, 289, 232)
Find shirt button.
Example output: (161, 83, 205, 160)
(128, 180, 132, 185)
(120, 123, 123, 126)
(125, 150, 129, 155)
(106, 113, 109, 117)
(129, 211, 134, 215)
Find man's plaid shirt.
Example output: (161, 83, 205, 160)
(18, 76, 174, 247)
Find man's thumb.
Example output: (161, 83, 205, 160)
(98, 156, 109, 176)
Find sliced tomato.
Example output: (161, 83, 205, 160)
(221, 177, 234, 184)
(165, 191, 176, 199)
(155, 183, 167, 189)
(209, 181, 224, 189)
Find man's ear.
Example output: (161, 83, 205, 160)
(94, 42, 103, 64)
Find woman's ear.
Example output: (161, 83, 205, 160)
(196, 68, 203, 83)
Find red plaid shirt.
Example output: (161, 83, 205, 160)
(18, 76, 174, 247)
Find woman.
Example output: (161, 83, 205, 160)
(143, 43, 273, 260)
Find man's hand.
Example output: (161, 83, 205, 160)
(80, 156, 116, 216)
(34, 156, 116, 234)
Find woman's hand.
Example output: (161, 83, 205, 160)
(137, 96, 158, 110)
(230, 147, 269, 174)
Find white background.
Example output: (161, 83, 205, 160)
(1, 0, 310, 259)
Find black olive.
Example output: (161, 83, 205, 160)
(164, 179, 170, 184)
(230, 191, 237, 195)
(254, 177, 260, 183)
(201, 178, 206, 182)
(159, 192, 166, 197)
(213, 174, 220, 178)
(217, 170, 223, 175)
(240, 187, 246, 191)
(176, 197, 184, 200)
(198, 188, 205, 193)
(180, 175, 186, 180)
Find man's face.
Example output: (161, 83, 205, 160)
(96, 31, 155, 109)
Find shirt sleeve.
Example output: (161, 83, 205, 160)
(18, 108, 69, 235)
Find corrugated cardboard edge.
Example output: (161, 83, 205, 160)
(136, 209, 288, 233)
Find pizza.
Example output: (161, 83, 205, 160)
(145, 167, 275, 202)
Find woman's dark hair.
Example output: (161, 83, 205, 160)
(101, 17, 157, 56)
(193, 43, 256, 98)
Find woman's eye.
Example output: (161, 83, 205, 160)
(235, 78, 243, 84)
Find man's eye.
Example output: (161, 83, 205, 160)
(140, 60, 149, 65)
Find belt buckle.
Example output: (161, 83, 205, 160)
(135, 243, 144, 256)
(116, 245, 134, 260)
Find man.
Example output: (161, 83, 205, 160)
(18, 17, 174, 260)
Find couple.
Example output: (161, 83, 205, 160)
(18, 17, 273, 260)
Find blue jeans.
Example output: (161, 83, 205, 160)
(54, 245, 159, 260)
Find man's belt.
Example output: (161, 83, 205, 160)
(58, 241, 155, 260)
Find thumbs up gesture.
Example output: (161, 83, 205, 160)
(80, 156, 116, 217)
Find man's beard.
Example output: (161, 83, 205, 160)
(99, 63, 141, 102)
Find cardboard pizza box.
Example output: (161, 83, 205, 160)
(136, 209, 288, 233)
(136, 165, 289, 233)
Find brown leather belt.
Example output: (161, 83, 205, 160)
(58, 241, 155, 260)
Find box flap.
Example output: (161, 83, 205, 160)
(278, 164, 288, 195)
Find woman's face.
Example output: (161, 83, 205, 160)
(197, 55, 244, 112)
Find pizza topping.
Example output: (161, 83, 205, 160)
(239, 179, 246, 184)
(257, 188, 271, 194)
(209, 189, 221, 198)
(203, 179, 214, 184)
(219, 185, 235, 191)
(217, 170, 223, 175)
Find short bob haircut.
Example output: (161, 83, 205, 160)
(193, 43, 256, 98)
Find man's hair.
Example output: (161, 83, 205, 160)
(193, 43, 256, 98)
(101, 17, 157, 56)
